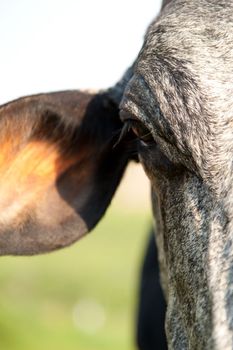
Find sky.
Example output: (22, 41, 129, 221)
(0, 0, 162, 104)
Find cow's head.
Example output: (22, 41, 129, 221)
(120, 0, 233, 349)
(1, 0, 233, 348)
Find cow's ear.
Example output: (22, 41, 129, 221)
(0, 90, 132, 255)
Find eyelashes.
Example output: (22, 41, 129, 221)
(118, 119, 154, 145)
(116, 121, 132, 144)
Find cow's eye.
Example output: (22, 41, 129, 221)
(124, 119, 154, 144)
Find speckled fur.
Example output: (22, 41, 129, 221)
(120, 1, 233, 348)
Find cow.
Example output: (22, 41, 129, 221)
(1, 0, 233, 348)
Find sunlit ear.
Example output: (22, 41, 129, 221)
(0, 90, 131, 255)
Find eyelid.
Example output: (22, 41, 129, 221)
(119, 110, 138, 123)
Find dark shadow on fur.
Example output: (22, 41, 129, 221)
(136, 230, 167, 350)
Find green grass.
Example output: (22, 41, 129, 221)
(0, 205, 151, 350)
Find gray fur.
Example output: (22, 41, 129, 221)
(120, 0, 233, 348)
(1, 0, 233, 348)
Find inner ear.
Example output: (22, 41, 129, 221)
(0, 91, 131, 256)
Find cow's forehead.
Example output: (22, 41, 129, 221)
(138, 0, 233, 116)
(121, 0, 233, 192)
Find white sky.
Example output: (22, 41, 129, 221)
(0, 0, 161, 104)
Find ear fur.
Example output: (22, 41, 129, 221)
(0, 90, 131, 255)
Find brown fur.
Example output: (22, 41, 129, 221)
(0, 90, 129, 255)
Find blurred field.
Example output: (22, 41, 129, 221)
(0, 164, 152, 350)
